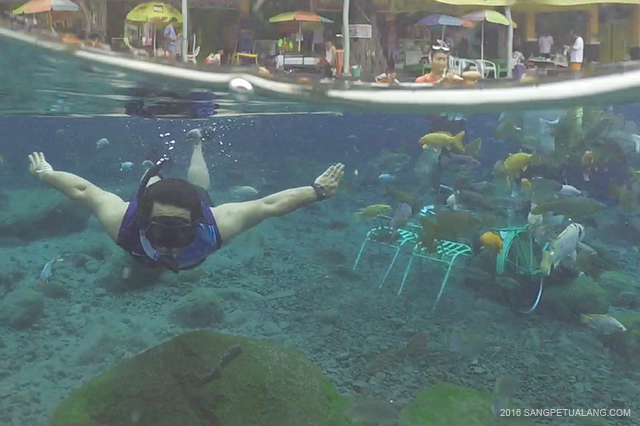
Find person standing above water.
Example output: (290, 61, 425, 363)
(28, 129, 344, 273)
(163, 17, 179, 59)
(538, 32, 554, 58)
(565, 29, 584, 72)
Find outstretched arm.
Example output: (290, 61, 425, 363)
(213, 163, 344, 244)
(28, 152, 127, 242)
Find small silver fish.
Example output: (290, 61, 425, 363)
(39, 258, 62, 283)
(378, 173, 395, 183)
(120, 162, 134, 171)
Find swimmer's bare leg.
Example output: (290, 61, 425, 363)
(186, 129, 211, 190)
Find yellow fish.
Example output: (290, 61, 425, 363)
(503, 153, 533, 175)
(476, 231, 503, 255)
(354, 204, 392, 220)
(419, 131, 465, 153)
(580, 314, 626, 335)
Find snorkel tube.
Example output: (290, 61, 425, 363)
(137, 157, 167, 200)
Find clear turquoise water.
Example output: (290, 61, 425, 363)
(2, 23, 640, 426)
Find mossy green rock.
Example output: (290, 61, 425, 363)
(0, 189, 90, 241)
(597, 271, 640, 308)
(399, 383, 535, 426)
(541, 275, 609, 321)
(50, 331, 351, 426)
(604, 313, 640, 366)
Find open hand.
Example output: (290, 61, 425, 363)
(314, 163, 344, 199)
(28, 152, 54, 179)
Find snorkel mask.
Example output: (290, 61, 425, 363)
(137, 158, 196, 273)
(428, 39, 451, 67)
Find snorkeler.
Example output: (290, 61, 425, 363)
(28, 129, 344, 273)
(415, 40, 481, 85)
(415, 40, 456, 83)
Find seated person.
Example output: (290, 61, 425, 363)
(375, 63, 400, 84)
(415, 41, 482, 86)
(205, 49, 224, 65)
(415, 40, 462, 84)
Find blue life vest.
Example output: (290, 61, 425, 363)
(117, 196, 221, 271)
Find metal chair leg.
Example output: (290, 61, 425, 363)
(397, 256, 416, 295)
(522, 277, 545, 314)
(380, 247, 401, 290)
(433, 261, 454, 311)
(353, 239, 369, 271)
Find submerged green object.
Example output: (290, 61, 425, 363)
(50, 331, 351, 426)
(399, 383, 535, 426)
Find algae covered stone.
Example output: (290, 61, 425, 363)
(50, 330, 352, 426)
(540, 275, 609, 321)
(170, 288, 224, 328)
(398, 383, 535, 426)
(597, 271, 640, 308)
(605, 312, 640, 366)
(0, 287, 44, 329)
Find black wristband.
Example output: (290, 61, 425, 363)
(312, 183, 326, 201)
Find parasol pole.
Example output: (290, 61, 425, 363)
(441, 25, 445, 40)
(505, 6, 513, 78)
(343, 0, 350, 74)
(481, 20, 485, 60)
(298, 21, 302, 51)
(181, 0, 188, 62)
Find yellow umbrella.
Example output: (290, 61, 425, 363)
(432, 0, 517, 5)
(125, 2, 182, 23)
(434, 0, 640, 4)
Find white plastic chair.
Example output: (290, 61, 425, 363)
(187, 45, 200, 64)
(453, 58, 478, 74)
(476, 59, 498, 79)
(187, 34, 200, 64)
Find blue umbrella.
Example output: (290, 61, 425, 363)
(416, 14, 474, 39)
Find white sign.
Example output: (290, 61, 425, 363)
(349, 24, 372, 39)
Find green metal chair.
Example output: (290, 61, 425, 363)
(353, 206, 472, 311)
(352, 215, 417, 288)
(401, 220, 471, 311)
(494, 225, 545, 314)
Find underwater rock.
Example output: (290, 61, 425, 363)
(95, 252, 164, 293)
(0, 189, 90, 242)
(37, 280, 70, 299)
(170, 288, 224, 329)
(597, 271, 640, 308)
(50, 330, 352, 426)
(398, 383, 535, 426)
(0, 287, 44, 329)
(604, 313, 640, 368)
(540, 275, 609, 321)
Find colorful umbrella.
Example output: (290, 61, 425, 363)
(126, 2, 182, 23)
(13, 0, 78, 14)
(416, 14, 474, 39)
(461, 9, 516, 60)
(269, 11, 333, 24)
(269, 11, 333, 51)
